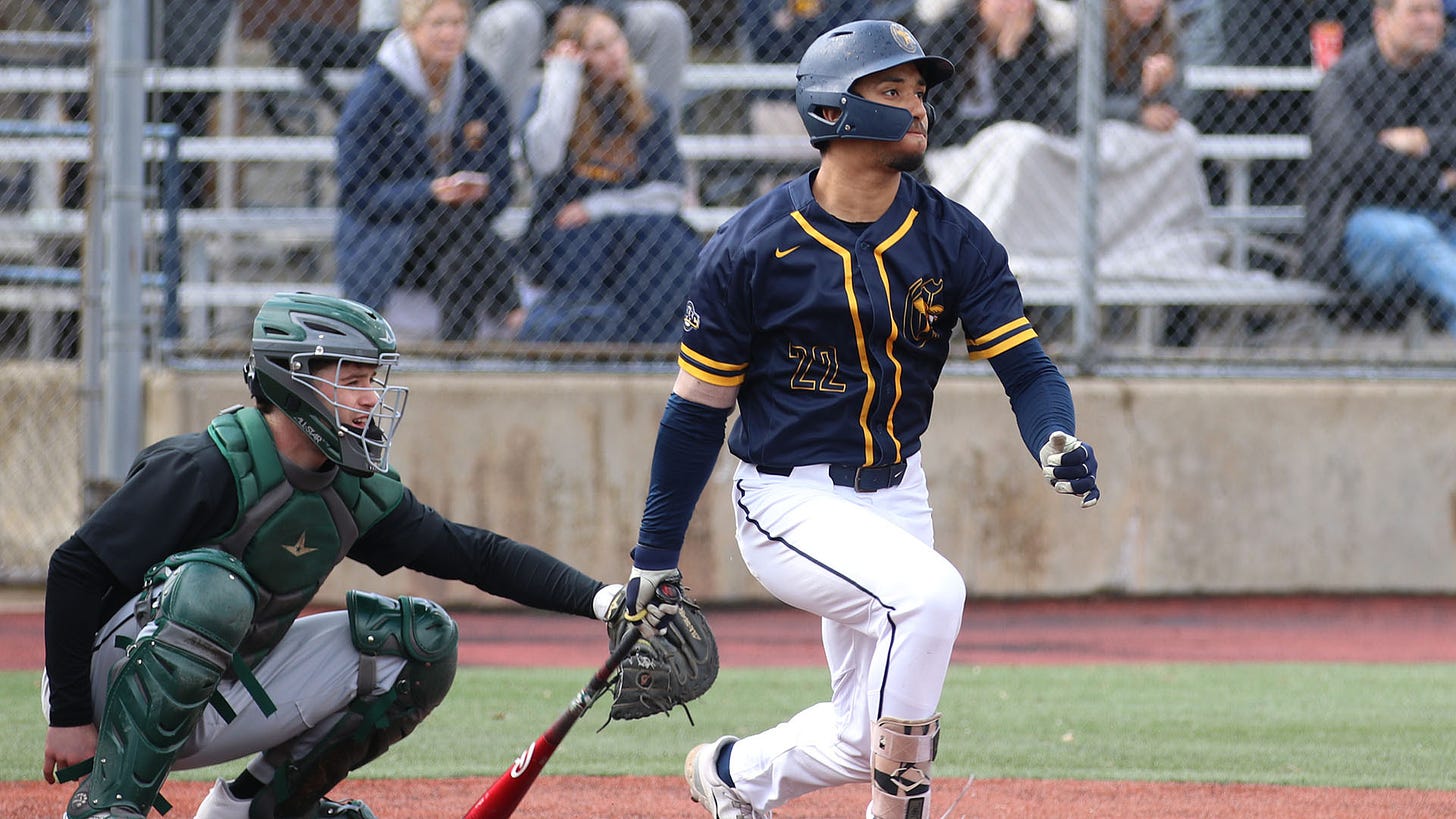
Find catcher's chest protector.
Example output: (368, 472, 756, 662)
(205, 407, 404, 663)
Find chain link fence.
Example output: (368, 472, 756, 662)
(2, 0, 1455, 573)
(4, 0, 1455, 361)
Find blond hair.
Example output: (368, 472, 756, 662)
(399, 0, 469, 29)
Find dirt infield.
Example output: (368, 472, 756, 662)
(6, 776, 1455, 818)
(11, 595, 1456, 816)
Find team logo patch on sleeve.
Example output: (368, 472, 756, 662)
(683, 300, 701, 332)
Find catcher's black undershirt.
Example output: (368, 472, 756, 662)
(46, 428, 604, 727)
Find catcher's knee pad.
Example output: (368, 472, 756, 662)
(69, 550, 258, 817)
(869, 713, 940, 819)
(255, 591, 458, 818)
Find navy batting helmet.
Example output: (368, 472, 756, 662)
(795, 19, 954, 147)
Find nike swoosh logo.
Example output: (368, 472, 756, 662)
(774, 245, 801, 258)
(281, 532, 316, 558)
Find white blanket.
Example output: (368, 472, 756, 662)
(925, 119, 1228, 276)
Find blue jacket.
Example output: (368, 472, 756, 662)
(335, 56, 514, 309)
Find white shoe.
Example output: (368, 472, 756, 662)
(194, 778, 252, 819)
(685, 736, 772, 818)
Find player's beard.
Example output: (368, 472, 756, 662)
(886, 125, 929, 172)
(888, 151, 925, 173)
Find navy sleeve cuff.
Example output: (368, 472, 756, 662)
(630, 544, 682, 571)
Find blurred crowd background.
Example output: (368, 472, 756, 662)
(2, 0, 1455, 365)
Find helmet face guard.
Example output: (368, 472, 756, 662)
(795, 20, 955, 147)
(283, 352, 407, 474)
(246, 293, 409, 476)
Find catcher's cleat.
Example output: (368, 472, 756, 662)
(194, 780, 377, 819)
(685, 736, 772, 819)
(306, 797, 378, 818)
(194, 778, 251, 818)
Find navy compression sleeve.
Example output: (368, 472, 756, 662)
(632, 393, 732, 570)
(988, 337, 1076, 459)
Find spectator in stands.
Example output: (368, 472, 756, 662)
(515, 4, 698, 343)
(1189, 0, 1366, 210)
(917, 0, 1076, 146)
(1108, 0, 1217, 345)
(1305, 0, 1456, 332)
(926, 0, 1225, 347)
(336, 0, 521, 342)
(1104, 0, 1188, 132)
(915, 0, 1076, 49)
(469, 0, 690, 125)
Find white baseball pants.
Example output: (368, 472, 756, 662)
(43, 596, 405, 775)
(725, 453, 966, 811)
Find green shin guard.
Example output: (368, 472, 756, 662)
(67, 554, 257, 818)
(251, 593, 458, 819)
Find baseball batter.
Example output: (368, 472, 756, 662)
(41, 293, 622, 819)
(618, 20, 1101, 819)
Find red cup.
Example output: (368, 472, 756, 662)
(1311, 20, 1344, 71)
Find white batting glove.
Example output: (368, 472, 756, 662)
(1040, 431, 1100, 508)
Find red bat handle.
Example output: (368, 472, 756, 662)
(462, 628, 642, 819)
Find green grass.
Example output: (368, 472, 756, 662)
(9, 664, 1456, 789)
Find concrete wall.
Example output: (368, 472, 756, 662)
(7, 366, 1456, 604)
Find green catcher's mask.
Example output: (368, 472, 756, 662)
(244, 292, 408, 476)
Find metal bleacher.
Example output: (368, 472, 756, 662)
(0, 53, 1330, 356)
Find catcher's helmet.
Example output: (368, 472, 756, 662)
(244, 292, 408, 476)
(796, 19, 954, 147)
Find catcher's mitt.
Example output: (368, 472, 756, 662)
(605, 580, 719, 721)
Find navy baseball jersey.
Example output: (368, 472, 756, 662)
(678, 171, 1036, 468)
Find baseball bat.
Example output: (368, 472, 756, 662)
(461, 627, 642, 819)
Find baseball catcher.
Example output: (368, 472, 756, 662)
(604, 570, 719, 721)
(40, 293, 625, 818)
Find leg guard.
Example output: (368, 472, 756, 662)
(249, 592, 458, 819)
(67, 551, 257, 818)
(869, 713, 940, 819)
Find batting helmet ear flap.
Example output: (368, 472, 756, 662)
(804, 94, 941, 145)
(828, 94, 916, 142)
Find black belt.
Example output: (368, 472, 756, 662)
(756, 462, 908, 492)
